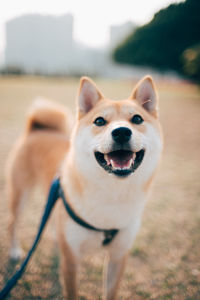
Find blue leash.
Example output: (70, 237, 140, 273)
(0, 177, 60, 299)
(0, 177, 119, 299)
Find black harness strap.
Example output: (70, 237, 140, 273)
(59, 185, 119, 245)
(0, 177, 119, 299)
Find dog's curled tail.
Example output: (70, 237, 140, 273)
(25, 97, 74, 136)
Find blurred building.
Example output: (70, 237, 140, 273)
(5, 14, 74, 74)
(4, 14, 145, 78)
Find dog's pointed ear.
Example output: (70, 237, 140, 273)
(77, 77, 104, 117)
(130, 76, 158, 117)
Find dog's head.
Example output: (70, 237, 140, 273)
(72, 76, 162, 179)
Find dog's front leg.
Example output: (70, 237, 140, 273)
(103, 222, 141, 300)
(103, 252, 127, 300)
(56, 203, 78, 300)
(59, 239, 78, 300)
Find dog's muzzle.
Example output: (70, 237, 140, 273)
(94, 127, 144, 177)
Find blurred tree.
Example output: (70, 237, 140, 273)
(182, 44, 200, 83)
(0, 66, 25, 76)
(113, 0, 200, 77)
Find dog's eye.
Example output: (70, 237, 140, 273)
(94, 117, 107, 126)
(131, 114, 144, 125)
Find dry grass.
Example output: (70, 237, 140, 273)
(0, 76, 200, 299)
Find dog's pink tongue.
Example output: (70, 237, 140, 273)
(107, 151, 133, 169)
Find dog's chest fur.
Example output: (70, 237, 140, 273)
(60, 172, 148, 259)
(62, 171, 146, 229)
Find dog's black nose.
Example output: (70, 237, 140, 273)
(112, 127, 132, 144)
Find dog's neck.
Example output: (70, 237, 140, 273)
(60, 149, 148, 229)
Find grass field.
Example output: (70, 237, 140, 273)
(0, 76, 200, 299)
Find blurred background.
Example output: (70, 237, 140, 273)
(0, 0, 199, 81)
(0, 0, 200, 299)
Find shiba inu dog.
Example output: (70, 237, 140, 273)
(6, 76, 163, 299)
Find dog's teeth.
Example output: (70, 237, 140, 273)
(110, 159, 121, 170)
(121, 159, 132, 170)
(104, 154, 111, 165)
(110, 159, 115, 168)
(110, 158, 134, 170)
(106, 153, 135, 170)
(127, 158, 133, 168)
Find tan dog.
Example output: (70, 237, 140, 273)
(6, 76, 163, 299)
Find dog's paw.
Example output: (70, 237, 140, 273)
(9, 246, 23, 260)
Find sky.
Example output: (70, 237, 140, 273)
(0, 0, 184, 63)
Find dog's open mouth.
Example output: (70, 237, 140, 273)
(94, 149, 145, 177)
